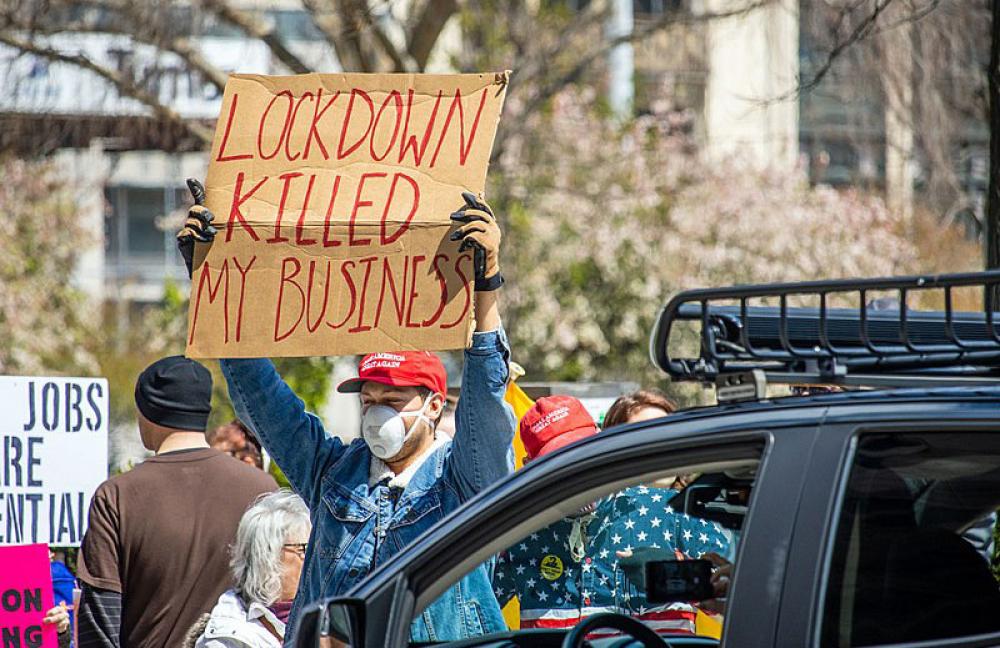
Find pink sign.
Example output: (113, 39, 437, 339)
(0, 544, 57, 648)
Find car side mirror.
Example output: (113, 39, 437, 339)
(669, 478, 751, 530)
(290, 597, 365, 648)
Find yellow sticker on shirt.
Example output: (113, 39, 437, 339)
(540, 555, 564, 580)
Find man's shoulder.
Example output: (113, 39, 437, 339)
(211, 452, 278, 489)
(109, 450, 275, 489)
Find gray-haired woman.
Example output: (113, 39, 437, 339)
(194, 489, 311, 648)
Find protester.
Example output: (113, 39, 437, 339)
(50, 548, 76, 645)
(494, 395, 728, 634)
(602, 390, 698, 490)
(602, 389, 676, 428)
(210, 419, 265, 469)
(76, 356, 277, 648)
(44, 603, 71, 648)
(189, 490, 311, 647)
(177, 181, 516, 641)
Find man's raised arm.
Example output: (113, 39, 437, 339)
(446, 193, 516, 498)
(177, 179, 345, 507)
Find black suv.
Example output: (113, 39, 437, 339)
(295, 271, 1000, 648)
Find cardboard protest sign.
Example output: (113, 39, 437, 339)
(0, 378, 109, 547)
(0, 543, 58, 648)
(186, 72, 510, 358)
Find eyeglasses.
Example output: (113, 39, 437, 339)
(282, 543, 308, 558)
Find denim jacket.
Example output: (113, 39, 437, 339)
(220, 328, 516, 644)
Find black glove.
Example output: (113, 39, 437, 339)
(176, 178, 217, 278)
(449, 191, 503, 291)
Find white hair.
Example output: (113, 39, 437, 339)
(231, 489, 311, 607)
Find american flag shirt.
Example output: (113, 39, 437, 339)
(493, 485, 731, 634)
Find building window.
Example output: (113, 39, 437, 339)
(105, 185, 188, 298)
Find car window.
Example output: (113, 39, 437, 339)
(821, 431, 1000, 647)
(411, 460, 757, 642)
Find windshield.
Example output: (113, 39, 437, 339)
(409, 463, 756, 643)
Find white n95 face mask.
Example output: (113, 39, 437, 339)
(361, 395, 435, 460)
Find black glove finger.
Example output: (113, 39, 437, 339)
(461, 191, 494, 217)
(449, 224, 487, 242)
(473, 246, 486, 278)
(177, 226, 208, 243)
(458, 237, 484, 254)
(189, 205, 215, 225)
(187, 178, 207, 206)
(450, 208, 492, 225)
(184, 216, 207, 234)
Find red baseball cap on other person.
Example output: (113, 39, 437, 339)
(337, 351, 447, 396)
(520, 395, 598, 461)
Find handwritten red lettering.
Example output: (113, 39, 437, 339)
(225, 172, 267, 242)
(374, 257, 408, 328)
(216, 94, 252, 162)
(233, 256, 257, 342)
(348, 256, 378, 333)
(322, 176, 343, 247)
(442, 254, 473, 329)
(326, 260, 357, 330)
(305, 260, 332, 333)
(274, 257, 305, 341)
(337, 89, 375, 159)
(267, 172, 303, 244)
(370, 90, 403, 161)
(189, 259, 230, 345)
(422, 254, 450, 327)
(430, 88, 488, 167)
(303, 89, 340, 160)
(348, 172, 386, 247)
(257, 90, 295, 160)
(295, 174, 319, 245)
(380, 173, 419, 245)
(405, 255, 426, 328)
(284, 92, 314, 161)
(398, 90, 443, 166)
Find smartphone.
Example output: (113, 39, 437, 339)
(645, 559, 715, 604)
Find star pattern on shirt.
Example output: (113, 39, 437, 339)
(492, 485, 732, 622)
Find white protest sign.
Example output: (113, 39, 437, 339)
(0, 377, 109, 547)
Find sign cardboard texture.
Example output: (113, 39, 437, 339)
(0, 543, 58, 648)
(186, 72, 509, 358)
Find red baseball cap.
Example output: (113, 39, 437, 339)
(520, 395, 598, 461)
(337, 352, 447, 396)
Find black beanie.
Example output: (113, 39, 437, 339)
(134, 356, 213, 431)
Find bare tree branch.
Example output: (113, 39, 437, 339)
(199, 0, 313, 74)
(301, 0, 364, 70)
(113, 2, 229, 91)
(0, 31, 213, 144)
(408, 0, 458, 70)
(792, 0, 895, 98)
(353, 0, 418, 72)
(518, 0, 775, 126)
(0, 2, 229, 92)
(334, 0, 376, 71)
(166, 36, 228, 91)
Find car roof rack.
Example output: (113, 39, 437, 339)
(650, 271, 1000, 396)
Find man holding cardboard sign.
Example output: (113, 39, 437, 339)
(177, 72, 516, 642)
